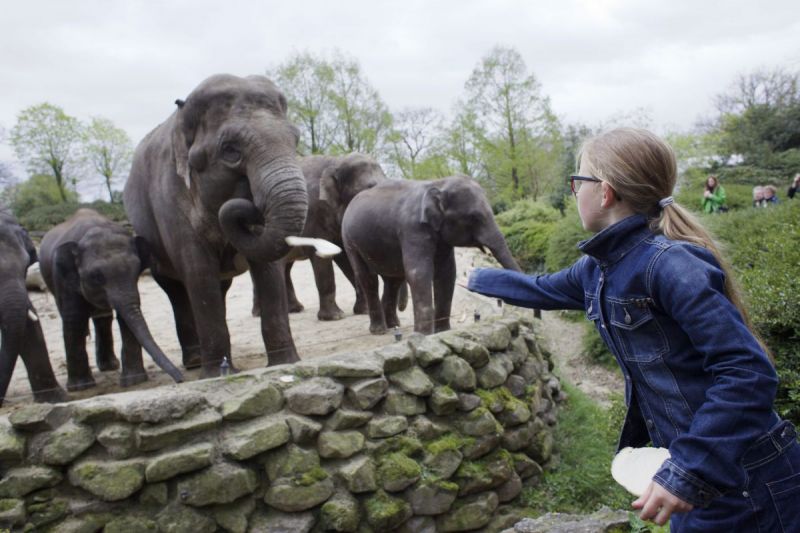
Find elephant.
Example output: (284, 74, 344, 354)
(252, 153, 388, 320)
(123, 74, 309, 377)
(342, 175, 520, 335)
(39, 209, 184, 390)
(0, 211, 67, 406)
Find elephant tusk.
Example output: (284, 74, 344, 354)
(28, 309, 39, 322)
(285, 236, 342, 258)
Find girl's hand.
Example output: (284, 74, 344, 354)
(632, 481, 693, 526)
(456, 268, 475, 289)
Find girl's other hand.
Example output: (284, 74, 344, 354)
(632, 481, 693, 526)
(457, 267, 476, 289)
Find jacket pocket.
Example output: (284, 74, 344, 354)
(609, 299, 668, 362)
(767, 471, 800, 532)
(585, 293, 599, 322)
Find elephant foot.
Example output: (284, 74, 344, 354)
(266, 350, 300, 366)
(251, 305, 261, 317)
(318, 307, 345, 321)
(434, 320, 451, 333)
(96, 354, 120, 372)
(386, 317, 401, 329)
(120, 371, 148, 388)
(34, 387, 69, 404)
(353, 299, 368, 315)
(182, 350, 202, 370)
(67, 377, 97, 392)
(369, 323, 388, 335)
(288, 301, 304, 313)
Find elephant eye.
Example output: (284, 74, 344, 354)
(87, 270, 106, 287)
(220, 143, 242, 164)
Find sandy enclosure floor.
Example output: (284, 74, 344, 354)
(2, 249, 519, 412)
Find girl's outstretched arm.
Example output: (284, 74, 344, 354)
(466, 256, 588, 311)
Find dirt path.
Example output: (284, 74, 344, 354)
(3, 249, 620, 412)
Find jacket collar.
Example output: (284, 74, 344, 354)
(578, 214, 653, 267)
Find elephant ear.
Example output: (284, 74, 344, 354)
(53, 241, 81, 294)
(171, 110, 192, 190)
(420, 186, 444, 231)
(134, 236, 151, 274)
(319, 164, 340, 207)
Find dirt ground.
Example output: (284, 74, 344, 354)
(2, 248, 621, 413)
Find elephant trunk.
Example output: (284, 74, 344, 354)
(114, 299, 184, 383)
(481, 226, 521, 272)
(0, 281, 30, 405)
(219, 155, 308, 263)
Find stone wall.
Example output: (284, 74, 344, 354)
(0, 315, 563, 532)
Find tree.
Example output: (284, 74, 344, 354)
(328, 53, 393, 155)
(463, 46, 562, 201)
(10, 103, 83, 202)
(387, 107, 444, 180)
(82, 117, 133, 202)
(269, 51, 336, 155)
(0, 161, 18, 209)
(9, 173, 79, 217)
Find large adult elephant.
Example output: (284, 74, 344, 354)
(342, 176, 520, 334)
(39, 209, 184, 390)
(123, 74, 308, 376)
(0, 211, 66, 406)
(253, 153, 387, 320)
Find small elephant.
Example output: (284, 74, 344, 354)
(0, 211, 67, 406)
(252, 153, 388, 320)
(39, 209, 184, 391)
(123, 74, 309, 376)
(342, 176, 520, 334)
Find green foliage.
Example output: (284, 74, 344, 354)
(18, 200, 128, 233)
(520, 381, 631, 515)
(83, 116, 134, 202)
(582, 324, 615, 368)
(705, 203, 800, 424)
(10, 174, 78, 217)
(544, 202, 592, 272)
(675, 170, 755, 213)
(495, 199, 561, 272)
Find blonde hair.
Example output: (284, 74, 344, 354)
(578, 128, 770, 359)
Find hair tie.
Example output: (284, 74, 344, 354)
(658, 196, 674, 209)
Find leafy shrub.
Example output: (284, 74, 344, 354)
(544, 202, 591, 272)
(10, 174, 79, 217)
(705, 203, 800, 424)
(496, 199, 561, 272)
(19, 200, 128, 233)
(582, 324, 615, 368)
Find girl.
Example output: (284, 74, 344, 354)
(701, 175, 726, 213)
(466, 128, 800, 531)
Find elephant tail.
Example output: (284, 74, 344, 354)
(398, 282, 408, 312)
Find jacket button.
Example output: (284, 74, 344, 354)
(742, 491, 749, 498)
(646, 419, 654, 428)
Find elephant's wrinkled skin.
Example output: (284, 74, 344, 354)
(0, 211, 66, 406)
(39, 209, 184, 390)
(342, 176, 520, 334)
(123, 74, 308, 376)
(253, 153, 387, 320)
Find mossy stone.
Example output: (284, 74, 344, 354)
(364, 490, 412, 531)
(139, 483, 169, 506)
(0, 498, 25, 527)
(320, 494, 360, 532)
(0, 423, 25, 463)
(145, 442, 214, 483)
(0, 466, 62, 498)
(36, 421, 95, 465)
(26, 497, 69, 528)
(68, 459, 145, 501)
(383, 389, 426, 415)
(264, 476, 335, 512)
(435, 491, 499, 532)
(137, 408, 221, 452)
(318, 431, 365, 459)
(366, 415, 408, 438)
(104, 515, 158, 532)
(438, 356, 476, 391)
(388, 366, 434, 396)
(97, 422, 136, 459)
(428, 385, 460, 416)
(176, 462, 257, 507)
(457, 407, 501, 437)
(222, 416, 290, 460)
(155, 502, 216, 533)
(265, 443, 321, 481)
(337, 456, 378, 493)
(221, 382, 284, 420)
(378, 453, 421, 492)
(213, 496, 256, 533)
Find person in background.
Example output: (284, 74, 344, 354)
(701, 175, 726, 213)
(752, 186, 766, 208)
(788, 174, 799, 199)
(763, 185, 779, 206)
(466, 128, 800, 531)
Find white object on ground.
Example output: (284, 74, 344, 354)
(611, 446, 671, 496)
(28, 309, 39, 322)
(285, 236, 342, 258)
(26, 262, 48, 292)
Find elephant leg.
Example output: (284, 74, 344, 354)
(153, 274, 202, 370)
(250, 261, 300, 365)
(118, 315, 148, 387)
(334, 252, 366, 315)
(62, 308, 95, 392)
(249, 270, 262, 317)
(311, 255, 345, 321)
(92, 313, 120, 371)
(284, 261, 304, 313)
(182, 271, 231, 378)
(220, 279, 232, 316)
(433, 247, 456, 333)
(20, 313, 68, 403)
(381, 277, 404, 329)
(347, 248, 386, 334)
(403, 246, 435, 335)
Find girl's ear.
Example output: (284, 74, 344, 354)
(600, 182, 616, 208)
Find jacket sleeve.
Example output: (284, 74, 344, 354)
(649, 244, 777, 507)
(466, 256, 588, 311)
(712, 186, 726, 209)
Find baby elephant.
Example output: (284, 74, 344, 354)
(0, 211, 67, 406)
(342, 176, 520, 334)
(39, 209, 183, 391)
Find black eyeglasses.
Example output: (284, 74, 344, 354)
(569, 175, 602, 195)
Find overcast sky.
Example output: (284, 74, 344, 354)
(2, 0, 799, 183)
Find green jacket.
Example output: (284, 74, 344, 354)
(702, 186, 726, 213)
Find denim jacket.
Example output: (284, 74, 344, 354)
(468, 214, 780, 508)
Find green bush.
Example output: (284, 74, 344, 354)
(19, 200, 128, 233)
(544, 202, 592, 272)
(496, 199, 561, 272)
(581, 324, 615, 368)
(10, 174, 79, 217)
(705, 203, 800, 424)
